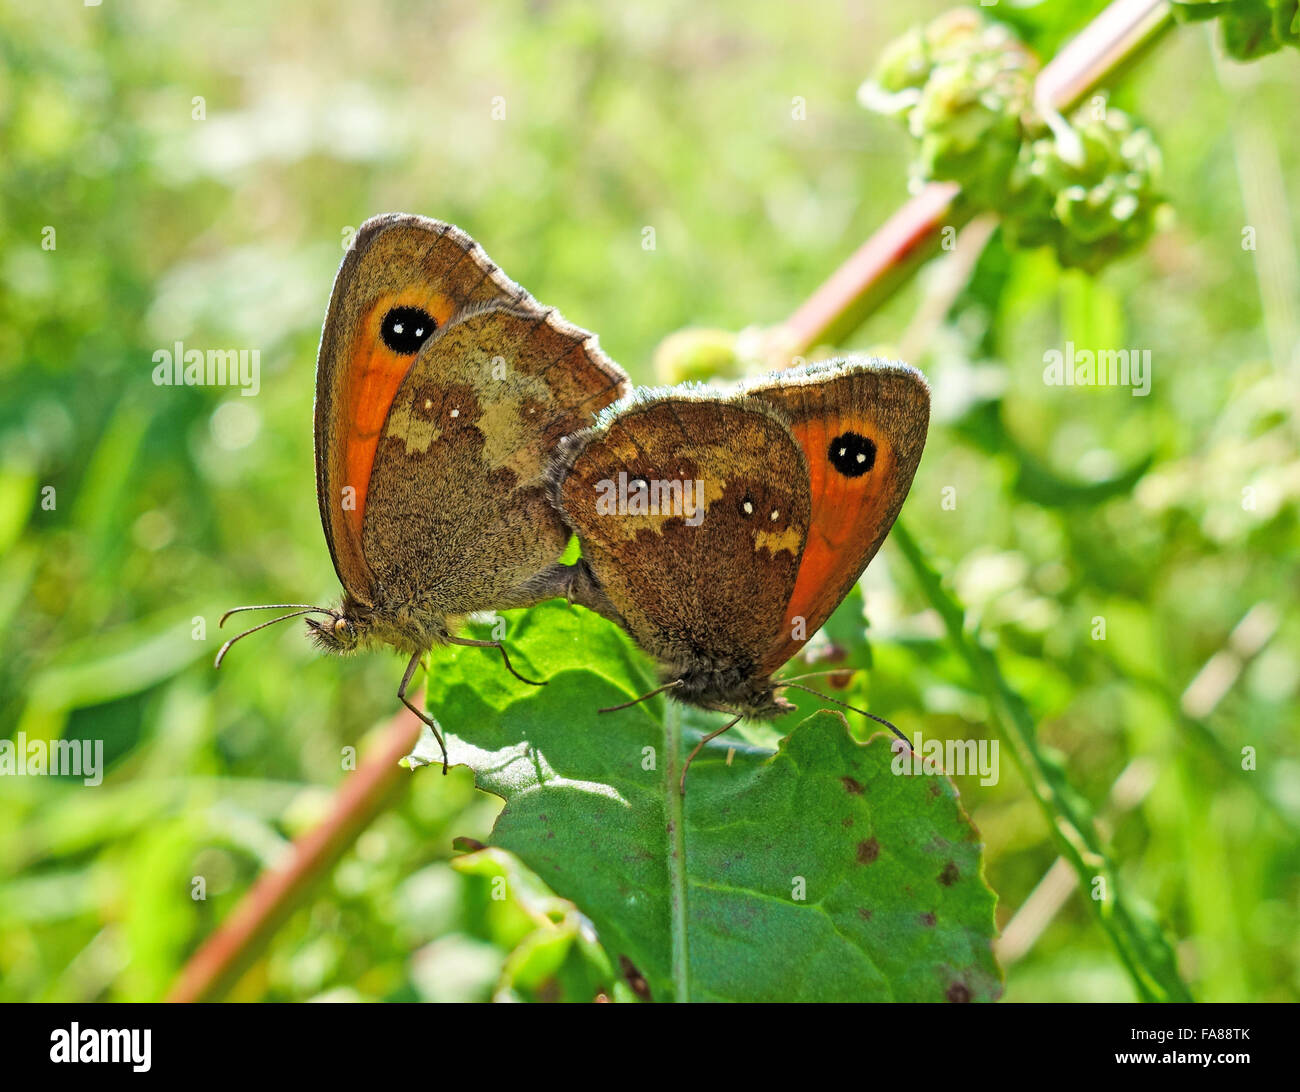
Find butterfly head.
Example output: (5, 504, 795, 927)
(304, 596, 375, 655)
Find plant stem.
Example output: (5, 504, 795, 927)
(167, 709, 423, 1002)
(663, 701, 690, 1002)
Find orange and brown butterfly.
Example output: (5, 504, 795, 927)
(547, 357, 929, 791)
(217, 214, 630, 766)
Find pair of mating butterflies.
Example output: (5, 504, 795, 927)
(218, 214, 930, 790)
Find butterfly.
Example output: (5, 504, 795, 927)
(217, 215, 630, 767)
(548, 357, 929, 790)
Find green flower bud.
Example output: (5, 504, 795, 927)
(653, 328, 742, 385)
(1005, 107, 1165, 272)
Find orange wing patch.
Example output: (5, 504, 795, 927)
(336, 288, 459, 547)
(766, 412, 900, 672)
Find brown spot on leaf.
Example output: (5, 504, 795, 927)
(842, 776, 864, 795)
(947, 982, 971, 1003)
(841, 816, 853, 828)
(858, 908, 873, 921)
(857, 837, 880, 864)
(920, 911, 937, 927)
(619, 954, 652, 1002)
(939, 861, 959, 886)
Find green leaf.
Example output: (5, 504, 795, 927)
(422, 601, 1001, 1002)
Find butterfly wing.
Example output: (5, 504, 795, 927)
(314, 214, 627, 608)
(554, 394, 811, 681)
(315, 215, 536, 604)
(364, 302, 628, 611)
(743, 358, 929, 673)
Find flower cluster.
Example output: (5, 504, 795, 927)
(861, 9, 1038, 211)
(1005, 106, 1164, 274)
(860, 9, 1167, 272)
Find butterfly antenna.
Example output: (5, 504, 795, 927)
(778, 682, 911, 747)
(219, 603, 333, 628)
(214, 608, 333, 669)
(599, 679, 682, 714)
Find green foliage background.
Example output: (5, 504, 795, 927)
(1, 0, 1297, 1001)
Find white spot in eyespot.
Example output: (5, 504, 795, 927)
(838, 446, 847, 457)
(450, 408, 459, 418)
(415, 326, 425, 337)
(393, 323, 404, 334)
(769, 509, 779, 521)
(423, 398, 433, 410)
(742, 500, 754, 515)
(856, 452, 867, 463)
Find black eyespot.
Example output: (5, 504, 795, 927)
(380, 306, 437, 355)
(828, 432, 876, 477)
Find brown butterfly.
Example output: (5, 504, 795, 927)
(548, 358, 929, 790)
(217, 214, 630, 766)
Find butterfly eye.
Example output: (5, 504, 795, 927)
(380, 306, 437, 355)
(333, 617, 350, 636)
(828, 431, 876, 478)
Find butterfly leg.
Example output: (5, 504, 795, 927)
(445, 633, 546, 687)
(680, 712, 744, 796)
(506, 561, 627, 629)
(397, 649, 449, 775)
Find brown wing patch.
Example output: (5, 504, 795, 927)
(556, 396, 810, 679)
(744, 359, 929, 673)
(362, 304, 628, 613)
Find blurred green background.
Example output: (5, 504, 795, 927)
(1, 0, 1297, 1002)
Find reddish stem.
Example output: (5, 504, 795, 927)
(167, 708, 423, 1002)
